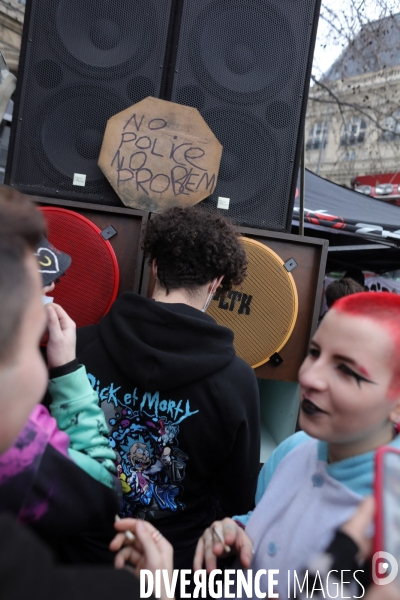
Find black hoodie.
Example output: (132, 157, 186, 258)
(77, 293, 260, 567)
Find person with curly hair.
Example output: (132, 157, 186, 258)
(76, 206, 260, 573)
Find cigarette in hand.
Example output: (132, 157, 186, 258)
(212, 525, 231, 553)
(115, 514, 135, 541)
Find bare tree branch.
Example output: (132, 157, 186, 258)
(310, 75, 347, 128)
(306, 0, 400, 182)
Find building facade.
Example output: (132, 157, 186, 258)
(0, 0, 24, 181)
(0, 0, 25, 74)
(305, 13, 400, 187)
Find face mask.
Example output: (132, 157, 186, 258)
(202, 278, 218, 313)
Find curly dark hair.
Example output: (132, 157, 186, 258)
(142, 207, 247, 294)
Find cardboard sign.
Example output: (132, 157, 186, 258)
(98, 97, 222, 212)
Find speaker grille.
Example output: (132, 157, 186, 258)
(7, 0, 173, 204)
(201, 109, 281, 228)
(29, 86, 126, 194)
(170, 0, 321, 231)
(187, 1, 295, 104)
(49, 0, 159, 78)
(41, 207, 119, 327)
(207, 237, 298, 367)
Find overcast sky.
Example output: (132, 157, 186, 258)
(312, 0, 399, 77)
(312, 0, 349, 76)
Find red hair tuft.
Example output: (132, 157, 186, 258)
(334, 292, 400, 399)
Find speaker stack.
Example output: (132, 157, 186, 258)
(6, 0, 327, 384)
(5, 0, 173, 205)
(168, 0, 321, 231)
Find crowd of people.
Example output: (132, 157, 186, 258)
(0, 185, 399, 599)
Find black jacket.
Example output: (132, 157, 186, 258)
(0, 362, 121, 565)
(0, 513, 142, 600)
(0, 439, 120, 565)
(77, 293, 260, 565)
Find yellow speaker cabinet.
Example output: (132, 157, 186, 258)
(141, 228, 328, 383)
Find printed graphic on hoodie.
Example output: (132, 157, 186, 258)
(87, 375, 199, 519)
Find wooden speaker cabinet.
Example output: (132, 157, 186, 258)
(141, 227, 328, 383)
(33, 197, 148, 296)
(241, 228, 327, 382)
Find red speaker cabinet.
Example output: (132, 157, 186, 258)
(34, 197, 148, 296)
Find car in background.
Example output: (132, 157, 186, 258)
(352, 172, 400, 204)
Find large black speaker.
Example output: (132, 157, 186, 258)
(7, 0, 320, 229)
(5, 0, 174, 205)
(168, 0, 321, 231)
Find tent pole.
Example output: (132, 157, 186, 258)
(299, 137, 305, 236)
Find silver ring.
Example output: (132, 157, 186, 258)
(223, 524, 238, 533)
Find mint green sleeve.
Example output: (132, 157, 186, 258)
(233, 431, 310, 526)
(48, 365, 117, 490)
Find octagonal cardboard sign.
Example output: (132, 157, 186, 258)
(98, 97, 222, 212)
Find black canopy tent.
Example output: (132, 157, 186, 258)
(292, 169, 400, 273)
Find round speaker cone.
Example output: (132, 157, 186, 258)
(34, 86, 125, 191)
(34, 60, 64, 89)
(202, 109, 280, 211)
(189, 0, 295, 104)
(40, 207, 119, 329)
(50, 0, 157, 77)
(176, 85, 206, 113)
(207, 237, 298, 368)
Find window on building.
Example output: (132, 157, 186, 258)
(344, 150, 356, 162)
(381, 110, 400, 141)
(340, 118, 367, 146)
(306, 122, 328, 150)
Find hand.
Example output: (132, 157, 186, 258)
(193, 518, 254, 573)
(340, 496, 375, 562)
(45, 303, 76, 369)
(110, 518, 173, 600)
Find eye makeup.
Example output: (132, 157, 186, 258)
(337, 363, 376, 387)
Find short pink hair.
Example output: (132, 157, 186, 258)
(334, 292, 400, 399)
